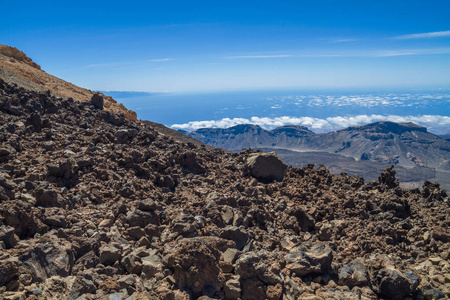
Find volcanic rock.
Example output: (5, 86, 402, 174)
(245, 151, 287, 182)
(0, 75, 450, 299)
(285, 242, 332, 276)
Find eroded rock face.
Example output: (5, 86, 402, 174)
(246, 152, 288, 182)
(0, 79, 449, 299)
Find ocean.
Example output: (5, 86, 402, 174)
(106, 89, 450, 135)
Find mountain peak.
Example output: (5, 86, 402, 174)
(346, 121, 427, 134)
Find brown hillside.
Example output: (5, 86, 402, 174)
(0, 44, 137, 121)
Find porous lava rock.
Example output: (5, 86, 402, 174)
(245, 151, 288, 182)
(0, 78, 449, 299)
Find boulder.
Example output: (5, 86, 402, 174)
(246, 152, 287, 182)
(374, 268, 418, 300)
(0, 225, 20, 248)
(0, 256, 19, 286)
(285, 242, 333, 276)
(90, 93, 104, 110)
(338, 260, 368, 287)
(219, 226, 250, 250)
(99, 244, 122, 266)
(164, 237, 226, 297)
(20, 239, 75, 282)
(235, 250, 281, 285)
(224, 278, 241, 299)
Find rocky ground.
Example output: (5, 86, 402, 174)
(1, 78, 450, 299)
(0, 44, 137, 121)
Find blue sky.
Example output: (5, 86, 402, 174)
(1, 0, 450, 92)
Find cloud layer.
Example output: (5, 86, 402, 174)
(171, 114, 450, 134)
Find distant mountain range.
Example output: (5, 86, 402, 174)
(185, 121, 450, 189)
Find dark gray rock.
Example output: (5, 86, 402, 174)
(33, 186, 63, 207)
(285, 242, 332, 276)
(91, 93, 104, 110)
(0, 225, 19, 248)
(219, 226, 250, 250)
(422, 287, 445, 300)
(235, 251, 281, 285)
(20, 239, 75, 282)
(338, 260, 368, 287)
(99, 244, 122, 266)
(0, 256, 19, 286)
(224, 278, 241, 300)
(125, 207, 159, 227)
(246, 152, 287, 182)
(377, 269, 415, 300)
(67, 275, 97, 300)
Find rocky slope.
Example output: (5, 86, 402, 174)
(1, 79, 450, 299)
(0, 44, 137, 121)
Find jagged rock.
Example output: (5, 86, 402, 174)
(338, 260, 368, 287)
(224, 277, 241, 299)
(246, 152, 287, 182)
(219, 226, 250, 250)
(46, 159, 73, 179)
(164, 237, 226, 297)
(177, 151, 207, 173)
(91, 93, 104, 110)
(26, 112, 42, 132)
(0, 174, 15, 201)
(374, 268, 418, 300)
(378, 165, 399, 188)
(67, 275, 97, 300)
(137, 198, 161, 211)
(125, 207, 159, 227)
(141, 253, 163, 279)
(223, 248, 241, 265)
(42, 208, 67, 227)
(422, 286, 446, 300)
(0, 75, 450, 299)
(99, 244, 122, 266)
(20, 238, 75, 282)
(241, 277, 266, 300)
(285, 242, 333, 276)
(235, 250, 281, 284)
(0, 256, 19, 287)
(33, 186, 63, 207)
(0, 225, 19, 248)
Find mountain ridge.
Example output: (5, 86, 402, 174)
(187, 121, 450, 168)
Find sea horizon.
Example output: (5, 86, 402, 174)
(105, 88, 450, 135)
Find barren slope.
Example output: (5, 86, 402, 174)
(0, 44, 137, 121)
(1, 78, 450, 299)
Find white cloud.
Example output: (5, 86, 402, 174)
(393, 30, 450, 40)
(171, 114, 450, 134)
(329, 38, 359, 43)
(225, 54, 293, 59)
(148, 58, 173, 62)
(374, 48, 450, 57)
